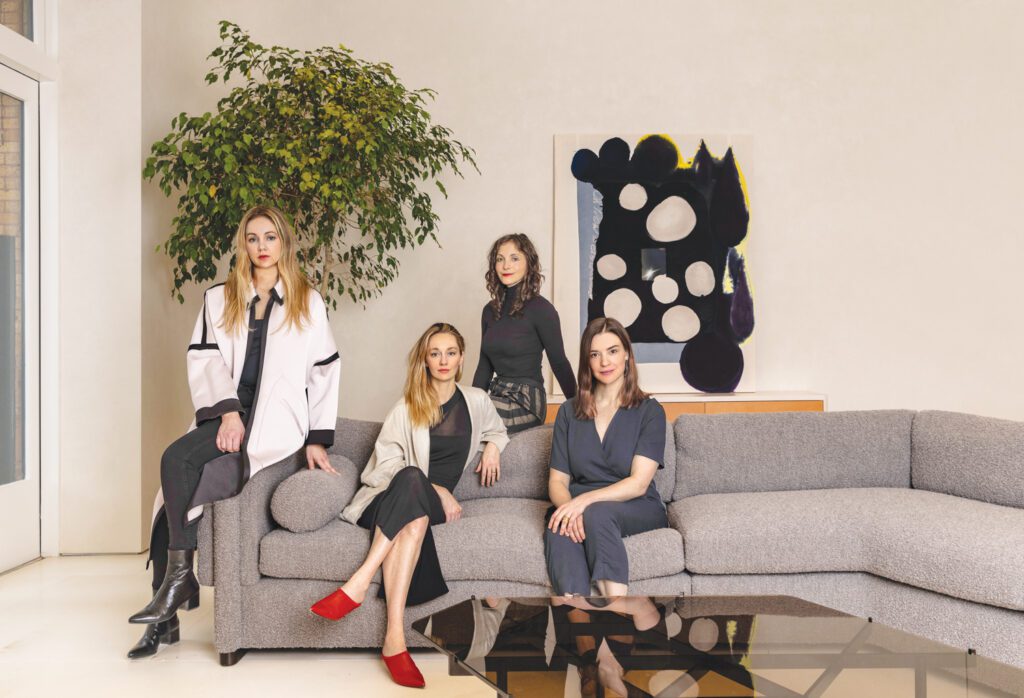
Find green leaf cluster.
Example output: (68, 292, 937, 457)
(145, 21, 477, 306)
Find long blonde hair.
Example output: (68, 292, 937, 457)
(404, 323, 465, 428)
(222, 205, 313, 334)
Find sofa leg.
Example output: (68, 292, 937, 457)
(219, 649, 248, 666)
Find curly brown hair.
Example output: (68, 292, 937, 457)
(485, 234, 544, 319)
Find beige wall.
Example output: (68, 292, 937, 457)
(135, 0, 1024, 546)
(58, 0, 143, 552)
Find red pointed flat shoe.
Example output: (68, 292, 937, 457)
(382, 650, 426, 688)
(310, 587, 360, 621)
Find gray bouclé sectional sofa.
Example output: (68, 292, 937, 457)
(197, 409, 1024, 670)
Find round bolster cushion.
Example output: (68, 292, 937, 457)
(271, 454, 358, 532)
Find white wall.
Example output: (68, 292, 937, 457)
(133, 0, 1024, 543)
(58, 0, 143, 552)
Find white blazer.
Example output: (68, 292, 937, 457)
(152, 278, 340, 526)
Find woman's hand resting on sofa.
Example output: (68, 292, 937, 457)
(305, 444, 337, 474)
(475, 442, 501, 487)
(433, 484, 462, 522)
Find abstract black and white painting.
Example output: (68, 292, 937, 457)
(553, 134, 755, 394)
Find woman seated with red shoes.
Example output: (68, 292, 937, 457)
(310, 322, 509, 688)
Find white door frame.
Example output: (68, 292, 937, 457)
(0, 1, 59, 559)
(0, 64, 40, 571)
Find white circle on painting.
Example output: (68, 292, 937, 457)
(664, 611, 683, 638)
(619, 183, 647, 211)
(649, 671, 699, 697)
(685, 261, 715, 297)
(646, 195, 697, 242)
(604, 288, 642, 327)
(663, 305, 700, 342)
(596, 254, 627, 281)
(652, 275, 679, 303)
(689, 617, 719, 652)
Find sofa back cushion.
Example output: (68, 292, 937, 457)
(328, 417, 383, 472)
(674, 410, 913, 499)
(455, 425, 552, 501)
(654, 421, 676, 501)
(912, 410, 1024, 509)
(455, 421, 678, 503)
(331, 414, 677, 503)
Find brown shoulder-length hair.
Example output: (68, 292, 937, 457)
(574, 317, 649, 420)
(222, 205, 312, 334)
(485, 233, 544, 320)
(404, 322, 466, 428)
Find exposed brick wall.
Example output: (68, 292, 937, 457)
(0, 0, 31, 40)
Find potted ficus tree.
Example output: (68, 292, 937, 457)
(145, 21, 476, 306)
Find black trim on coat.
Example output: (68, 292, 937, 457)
(188, 342, 219, 351)
(313, 352, 339, 367)
(195, 397, 243, 425)
(239, 300, 273, 483)
(201, 297, 208, 344)
(304, 429, 335, 448)
(202, 283, 226, 345)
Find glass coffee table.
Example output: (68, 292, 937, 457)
(411, 595, 1023, 697)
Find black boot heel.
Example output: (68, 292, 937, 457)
(185, 594, 200, 611)
(127, 614, 180, 659)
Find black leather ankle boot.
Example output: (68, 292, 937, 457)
(126, 614, 180, 659)
(128, 549, 200, 625)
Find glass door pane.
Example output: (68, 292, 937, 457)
(1, 93, 23, 488)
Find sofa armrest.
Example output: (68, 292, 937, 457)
(235, 453, 305, 586)
(197, 504, 215, 585)
(325, 417, 382, 472)
(198, 454, 302, 587)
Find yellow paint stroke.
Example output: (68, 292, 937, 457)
(742, 616, 759, 692)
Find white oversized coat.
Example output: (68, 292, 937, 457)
(151, 279, 340, 526)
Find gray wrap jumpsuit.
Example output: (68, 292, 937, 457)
(544, 397, 668, 595)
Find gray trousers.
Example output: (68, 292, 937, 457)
(544, 497, 667, 596)
(160, 417, 225, 550)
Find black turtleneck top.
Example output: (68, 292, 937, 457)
(472, 284, 577, 398)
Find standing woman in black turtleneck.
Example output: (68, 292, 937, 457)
(473, 234, 577, 433)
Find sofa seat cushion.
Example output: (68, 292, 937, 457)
(261, 498, 685, 586)
(672, 488, 1024, 611)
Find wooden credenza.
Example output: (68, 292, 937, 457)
(545, 392, 826, 423)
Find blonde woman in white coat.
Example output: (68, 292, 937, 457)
(127, 205, 340, 658)
(311, 323, 508, 688)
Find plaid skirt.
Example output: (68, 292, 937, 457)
(488, 377, 546, 434)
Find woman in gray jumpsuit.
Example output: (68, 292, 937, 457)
(544, 317, 667, 597)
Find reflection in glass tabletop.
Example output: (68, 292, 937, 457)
(411, 595, 1023, 698)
